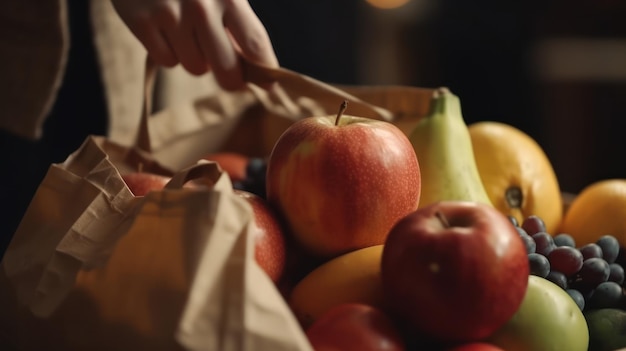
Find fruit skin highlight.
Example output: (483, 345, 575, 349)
(266, 103, 421, 258)
(408, 88, 493, 209)
(468, 121, 563, 235)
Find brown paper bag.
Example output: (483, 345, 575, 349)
(145, 61, 435, 171)
(0, 59, 435, 351)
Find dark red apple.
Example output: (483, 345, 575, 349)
(266, 102, 421, 258)
(381, 201, 529, 343)
(203, 152, 249, 183)
(444, 343, 505, 351)
(235, 189, 287, 283)
(122, 172, 171, 196)
(305, 303, 406, 351)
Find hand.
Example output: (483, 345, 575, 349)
(112, 0, 279, 90)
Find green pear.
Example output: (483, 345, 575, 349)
(488, 275, 588, 351)
(407, 87, 493, 209)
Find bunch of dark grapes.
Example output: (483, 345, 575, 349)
(233, 157, 268, 199)
(511, 215, 625, 312)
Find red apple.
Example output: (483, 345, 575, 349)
(122, 166, 202, 197)
(305, 303, 406, 351)
(122, 172, 171, 196)
(444, 343, 505, 351)
(235, 189, 287, 283)
(266, 102, 421, 258)
(381, 201, 529, 343)
(203, 152, 249, 183)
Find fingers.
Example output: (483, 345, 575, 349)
(187, 0, 280, 90)
(143, 29, 178, 68)
(223, 1, 279, 69)
(112, 0, 278, 89)
(187, 0, 245, 90)
(113, 1, 179, 67)
(160, 3, 210, 75)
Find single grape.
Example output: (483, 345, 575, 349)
(246, 157, 267, 179)
(566, 288, 585, 311)
(586, 281, 623, 309)
(522, 215, 547, 235)
(596, 235, 620, 264)
(546, 270, 569, 289)
(553, 233, 576, 248)
(579, 243, 603, 261)
(515, 226, 528, 237)
(579, 257, 610, 286)
(528, 253, 550, 278)
(609, 263, 625, 285)
(508, 215, 519, 227)
(241, 157, 269, 198)
(532, 232, 556, 257)
(519, 234, 536, 254)
(569, 279, 595, 298)
(548, 246, 583, 277)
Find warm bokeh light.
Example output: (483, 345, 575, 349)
(365, 0, 410, 10)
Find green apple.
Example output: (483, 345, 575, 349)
(488, 275, 588, 351)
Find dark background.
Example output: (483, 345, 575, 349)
(2, 0, 626, 256)
(252, 0, 626, 195)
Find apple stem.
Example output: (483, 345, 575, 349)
(335, 100, 348, 126)
(435, 211, 450, 228)
(138, 162, 144, 173)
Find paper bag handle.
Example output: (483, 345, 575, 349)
(241, 60, 395, 122)
(134, 56, 158, 154)
(164, 160, 224, 190)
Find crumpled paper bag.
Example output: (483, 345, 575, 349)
(0, 59, 435, 351)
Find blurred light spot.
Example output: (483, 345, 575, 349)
(366, 0, 410, 10)
(534, 38, 626, 82)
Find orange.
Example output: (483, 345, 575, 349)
(560, 179, 626, 247)
(469, 121, 563, 234)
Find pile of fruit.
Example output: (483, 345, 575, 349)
(120, 88, 626, 351)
